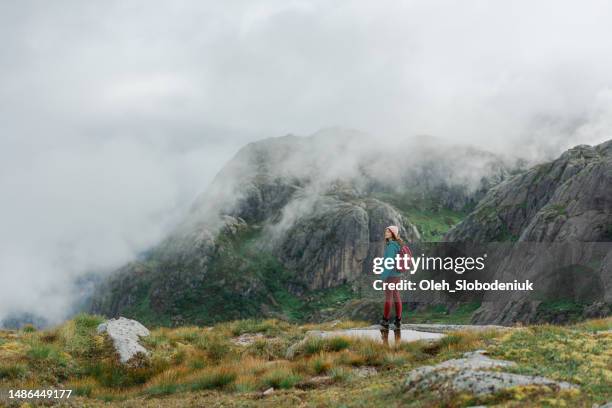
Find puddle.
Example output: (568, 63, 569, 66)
(315, 328, 444, 345)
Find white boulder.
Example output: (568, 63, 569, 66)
(97, 317, 150, 363)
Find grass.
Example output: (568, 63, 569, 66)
(372, 192, 469, 241)
(488, 323, 612, 405)
(262, 368, 302, 389)
(536, 299, 586, 320)
(299, 336, 351, 356)
(0, 363, 26, 379)
(188, 367, 237, 391)
(0, 315, 610, 407)
(403, 301, 481, 324)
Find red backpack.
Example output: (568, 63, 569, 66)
(396, 244, 414, 273)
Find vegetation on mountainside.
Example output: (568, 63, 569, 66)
(373, 192, 470, 241)
(403, 302, 482, 324)
(0, 315, 610, 407)
(100, 191, 471, 328)
(114, 226, 362, 327)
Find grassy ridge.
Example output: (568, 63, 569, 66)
(0, 315, 610, 407)
(373, 192, 469, 241)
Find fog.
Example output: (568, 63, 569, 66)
(2, 0, 612, 325)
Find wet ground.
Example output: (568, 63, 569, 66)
(313, 327, 444, 346)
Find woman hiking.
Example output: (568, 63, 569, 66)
(380, 225, 403, 331)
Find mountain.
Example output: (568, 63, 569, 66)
(446, 141, 612, 242)
(88, 129, 520, 326)
(445, 140, 612, 324)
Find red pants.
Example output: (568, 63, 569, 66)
(383, 277, 402, 320)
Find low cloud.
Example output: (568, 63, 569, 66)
(2, 0, 612, 324)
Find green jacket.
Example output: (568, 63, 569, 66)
(381, 240, 401, 281)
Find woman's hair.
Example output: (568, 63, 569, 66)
(385, 229, 405, 246)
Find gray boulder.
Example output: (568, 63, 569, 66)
(97, 317, 150, 363)
(404, 350, 576, 397)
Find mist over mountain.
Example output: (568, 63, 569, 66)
(85, 129, 525, 326)
(4, 1, 612, 327)
(445, 140, 612, 323)
(84, 131, 612, 327)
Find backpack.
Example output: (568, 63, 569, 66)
(396, 244, 414, 273)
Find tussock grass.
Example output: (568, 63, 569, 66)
(310, 353, 333, 375)
(329, 366, 351, 382)
(262, 368, 302, 389)
(572, 317, 612, 332)
(21, 324, 36, 333)
(194, 334, 232, 363)
(227, 319, 292, 337)
(0, 315, 610, 407)
(144, 367, 187, 396)
(58, 314, 105, 357)
(299, 336, 351, 357)
(69, 377, 98, 397)
(188, 367, 237, 391)
(0, 362, 26, 380)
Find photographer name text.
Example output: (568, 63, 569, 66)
(373, 279, 534, 292)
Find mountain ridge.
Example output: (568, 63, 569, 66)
(88, 129, 520, 326)
(88, 130, 612, 327)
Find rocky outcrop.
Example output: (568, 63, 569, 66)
(445, 140, 612, 324)
(274, 195, 419, 291)
(446, 141, 612, 242)
(97, 317, 150, 363)
(404, 350, 576, 397)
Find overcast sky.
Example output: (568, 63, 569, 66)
(2, 0, 612, 324)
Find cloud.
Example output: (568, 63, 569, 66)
(2, 0, 612, 324)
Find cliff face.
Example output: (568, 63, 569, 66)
(445, 140, 612, 324)
(273, 196, 419, 292)
(89, 130, 515, 325)
(446, 141, 612, 242)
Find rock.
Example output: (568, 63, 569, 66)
(297, 375, 333, 389)
(97, 317, 150, 363)
(262, 387, 274, 396)
(444, 140, 612, 325)
(446, 142, 612, 243)
(450, 370, 577, 395)
(418, 349, 517, 372)
(285, 336, 310, 359)
(273, 195, 420, 291)
(404, 350, 577, 397)
(353, 366, 378, 378)
(387, 324, 511, 334)
(231, 333, 265, 346)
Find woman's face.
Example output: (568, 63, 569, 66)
(384, 228, 392, 239)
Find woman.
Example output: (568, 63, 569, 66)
(380, 225, 403, 330)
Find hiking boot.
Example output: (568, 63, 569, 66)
(393, 317, 401, 330)
(379, 317, 390, 330)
